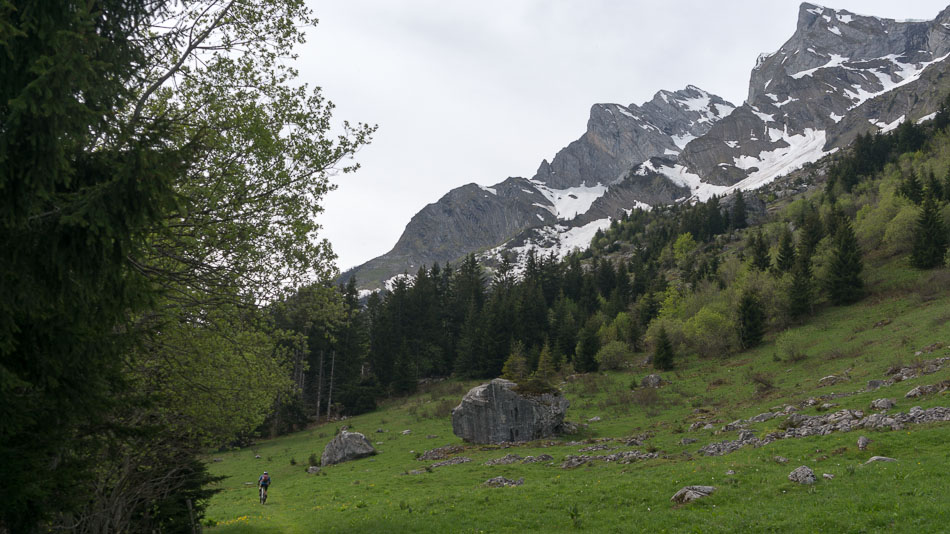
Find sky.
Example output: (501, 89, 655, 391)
(301, 0, 950, 272)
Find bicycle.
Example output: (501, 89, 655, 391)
(259, 484, 268, 504)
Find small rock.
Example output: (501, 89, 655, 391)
(870, 398, 896, 410)
(306, 466, 321, 474)
(407, 469, 427, 475)
(857, 436, 870, 450)
(749, 412, 775, 423)
(522, 454, 554, 464)
(864, 456, 897, 464)
(641, 374, 665, 388)
(426, 434, 438, 439)
(212, 458, 223, 462)
(788, 465, 816, 484)
(702, 423, 715, 431)
(670, 485, 716, 504)
(680, 437, 698, 445)
(866, 380, 885, 391)
(431, 457, 471, 468)
(817, 403, 836, 412)
(823, 473, 834, 480)
(774, 455, 789, 464)
(818, 375, 844, 387)
(376, 428, 386, 433)
(255, 455, 261, 459)
(725, 469, 735, 475)
(401, 429, 412, 435)
(588, 416, 602, 422)
(483, 476, 524, 487)
(484, 453, 524, 466)
(783, 405, 799, 414)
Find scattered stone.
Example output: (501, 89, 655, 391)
(451, 378, 570, 444)
(749, 412, 776, 423)
(588, 416, 602, 422)
(680, 437, 698, 445)
(857, 436, 870, 450)
(864, 456, 897, 464)
(818, 375, 846, 387)
(641, 374, 665, 388)
(561, 455, 591, 469)
(783, 406, 799, 414)
(774, 456, 789, 464)
(522, 454, 554, 464)
(407, 469, 427, 476)
(484, 454, 524, 466)
(870, 398, 896, 410)
(212, 458, 223, 462)
(483, 476, 524, 488)
(725, 469, 735, 475)
(702, 423, 715, 431)
(255, 455, 261, 459)
(818, 403, 836, 412)
(401, 429, 412, 435)
(866, 380, 885, 391)
(431, 456, 471, 468)
(788, 465, 817, 484)
(321, 431, 377, 466)
(306, 466, 321, 475)
(823, 473, 834, 480)
(905, 381, 950, 398)
(671, 485, 716, 504)
(417, 445, 465, 461)
(578, 444, 614, 453)
(722, 420, 747, 432)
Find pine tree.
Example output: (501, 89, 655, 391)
(574, 319, 601, 373)
(750, 231, 771, 271)
(799, 207, 824, 258)
(653, 326, 674, 371)
(731, 190, 748, 230)
(824, 219, 864, 305)
(534, 342, 556, 381)
(788, 252, 815, 319)
(925, 169, 944, 201)
(776, 226, 796, 273)
(501, 341, 530, 382)
(900, 169, 923, 204)
(944, 167, 950, 202)
(911, 194, 949, 269)
(737, 290, 765, 349)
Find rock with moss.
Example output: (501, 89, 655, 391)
(451, 378, 569, 444)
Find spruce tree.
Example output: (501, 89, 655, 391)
(737, 290, 765, 349)
(824, 219, 864, 305)
(533, 342, 556, 381)
(653, 326, 674, 371)
(925, 169, 944, 201)
(900, 169, 923, 204)
(750, 231, 771, 271)
(788, 252, 815, 319)
(799, 207, 824, 258)
(911, 194, 949, 269)
(574, 319, 601, 373)
(776, 226, 796, 273)
(731, 190, 748, 230)
(501, 341, 530, 382)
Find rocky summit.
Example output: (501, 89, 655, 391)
(343, 3, 950, 291)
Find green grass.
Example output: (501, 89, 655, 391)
(205, 262, 950, 533)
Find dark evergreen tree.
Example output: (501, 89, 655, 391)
(911, 194, 949, 269)
(776, 226, 796, 273)
(824, 220, 864, 305)
(788, 252, 815, 319)
(900, 169, 924, 204)
(737, 290, 765, 349)
(731, 190, 748, 230)
(799, 206, 824, 258)
(574, 317, 601, 373)
(925, 169, 944, 201)
(454, 303, 483, 378)
(653, 326, 674, 371)
(749, 230, 771, 271)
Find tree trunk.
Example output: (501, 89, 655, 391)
(326, 350, 336, 419)
(314, 349, 325, 421)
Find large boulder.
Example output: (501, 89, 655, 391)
(451, 378, 569, 444)
(321, 431, 376, 466)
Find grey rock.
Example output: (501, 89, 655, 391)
(212, 458, 223, 463)
(870, 398, 896, 410)
(857, 436, 870, 450)
(680, 437, 698, 445)
(749, 412, 776, 423)
(484, 454, 524, 466)
(671, 485, 716, 504)
(522, 454, 554, 464)
(823, 473, 835, 480)
(865, 456, 897, 464)
(451, 378, 570, 444)
(725, 469, 735, 475)
(401, 429, 412, 435)
(426, 434, 438, 439)
(587, 416, 602, 422)
(254, 455, 261, 459)
(818, 375, 845, 387)
(417, 445, 465, 461)
(788, 465, 817, 485)
(641, 374, 665, 389)
(483, 476, 524, 488)
(866, 380, 885, 391)
(774, 456, 790, 464)
(431, 456, 471, 468)
(306, 466, 321, 475)
(321, 431, 377, 466)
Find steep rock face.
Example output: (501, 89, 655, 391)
(451, 379, 569, 444)
(533, 87, 735, 189)
(678, 3, 950, 189)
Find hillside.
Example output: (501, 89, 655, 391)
(204, 263, 950, 533)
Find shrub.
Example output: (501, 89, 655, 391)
(684, 306, 738, 358)
(308, 453, 319, 467)
(595, 340, 633, 371)
(776, 332, 807, 362)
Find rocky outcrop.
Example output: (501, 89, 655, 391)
(788, 466, 816, 485)
(451, 378, 569, 444)
(671, 485, 716, 503)
(321, 431, 376, 466)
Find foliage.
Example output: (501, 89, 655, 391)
(595, 340, 634, 371)
(737, 289, 765, 349)
(683, 306, 737, 358)
(823, 219, 865, 305)
(911, 195, 949, 269)
(652, 326, 675, 370)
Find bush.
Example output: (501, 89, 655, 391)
(683, 306, 738, 358)
(776, 332, 807, 362)
(595, 340, 633, 371)
(308, 453, 319, 467)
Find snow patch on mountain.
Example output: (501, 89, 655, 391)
(728, 128, 831, 192)
(530, 181, 608, 220)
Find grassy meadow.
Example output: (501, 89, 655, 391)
(204, 258, 950, 533)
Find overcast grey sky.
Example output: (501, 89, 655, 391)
(302, 1, 949, 272)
